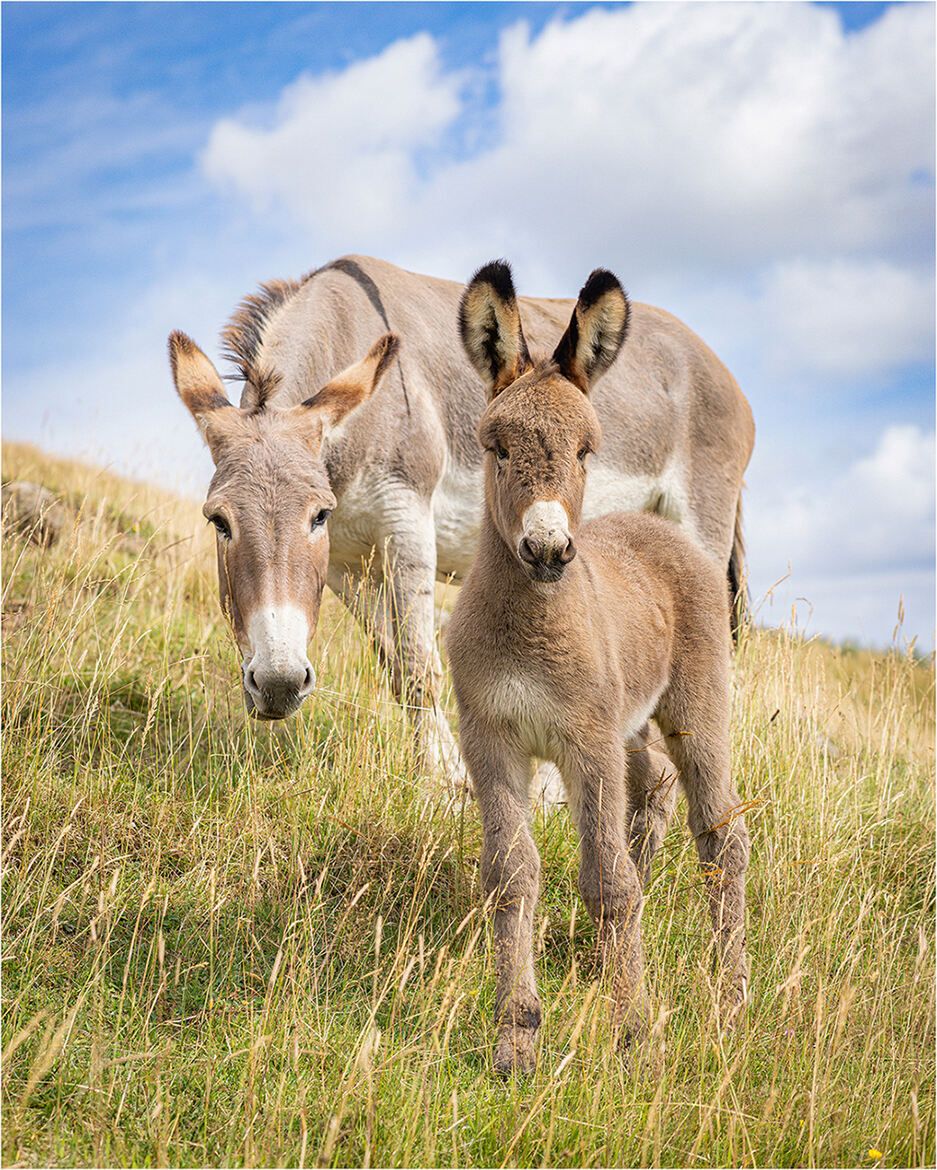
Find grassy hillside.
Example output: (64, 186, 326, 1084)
(2, 440, 934, 1169)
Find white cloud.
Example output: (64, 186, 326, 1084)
(756, 258, 935, 378)
(196, 3, 934, 379)
(748, 424, 935, 580)
(200, 4, 933, 278)
(202, 33, 463, 244)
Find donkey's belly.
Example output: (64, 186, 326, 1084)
(431, 457, 698, 582)
(432, 460, 484, 580)
(583, 459, 698, 541)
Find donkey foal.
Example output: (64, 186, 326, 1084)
(446, 262, 750, 1076)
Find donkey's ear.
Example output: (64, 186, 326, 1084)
(551, 270, 629, 394)
(459, 260, 532, 399)
(169, 331, 235, 437)
(302, 333, 400, 432)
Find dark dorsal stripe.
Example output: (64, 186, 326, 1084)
(319, 258, 411, 416)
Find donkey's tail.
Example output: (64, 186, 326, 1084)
(728, 492, 749, 645)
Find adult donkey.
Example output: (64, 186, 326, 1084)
(168, 255, 754, 791)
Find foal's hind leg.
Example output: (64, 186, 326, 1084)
(657, 699, 750, 1027)
(625, 724, 680, 888)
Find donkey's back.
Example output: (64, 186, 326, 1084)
(250, 255, 754, 579)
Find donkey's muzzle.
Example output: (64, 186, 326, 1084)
(243, 661, 316, 720)
(517, 501, 576, 581)
(518, 534, 577, 581)
(241, 604, 316, 719)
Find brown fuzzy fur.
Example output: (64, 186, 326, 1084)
(447, 266, 750, 1075)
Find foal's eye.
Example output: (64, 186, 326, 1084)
(208, 515, 231, 540)
(577, 447, 590, 465)
(494, 445, 509, 466)
(311, 508, 332, 531)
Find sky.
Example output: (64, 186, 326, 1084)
(2, 1, 934, 651)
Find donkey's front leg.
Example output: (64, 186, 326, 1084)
(569, 742, 649, 1051)
(379, 521, 469, 796)
(464, 728, 541, 1075)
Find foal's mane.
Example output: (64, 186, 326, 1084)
(221, 271, 317, 412)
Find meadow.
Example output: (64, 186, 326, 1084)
(2, 439, 934, 1169)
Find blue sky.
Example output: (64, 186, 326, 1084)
(3, 1, 934, 650)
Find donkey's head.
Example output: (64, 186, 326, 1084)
(169, 330, 399, 719)
(459, 262, 629, 582)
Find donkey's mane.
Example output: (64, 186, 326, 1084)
(221, 271, 317, 411)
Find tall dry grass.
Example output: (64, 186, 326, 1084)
(2, 440, 934, 1168)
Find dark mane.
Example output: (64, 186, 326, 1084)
(220, 272, 316, 410)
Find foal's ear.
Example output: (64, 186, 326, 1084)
(169, 331, 237, 441)
(552, 270, 629, 394)
(302, 333, 400, 433)
(459, 260, 532, 399)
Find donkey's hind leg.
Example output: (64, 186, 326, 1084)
(625, 723, 680, 888)
(658, 704, 750, 1027)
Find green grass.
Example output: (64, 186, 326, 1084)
(2, 439, 934, 1168)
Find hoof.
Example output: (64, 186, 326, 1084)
(493, 1028, 538, 1077)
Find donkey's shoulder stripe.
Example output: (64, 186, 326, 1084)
(319, 258, 411, 416)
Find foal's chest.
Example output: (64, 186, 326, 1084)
(483, 665, 569, 761)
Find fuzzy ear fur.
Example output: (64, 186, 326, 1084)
(168, 331, 237, 449)
(169, 331, 232, 419)
(459, 261, 532, 398)
(302, 333, 400, 431)
(551, 269, 629, 394)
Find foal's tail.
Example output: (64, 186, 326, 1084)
(728, 493, 749, 645)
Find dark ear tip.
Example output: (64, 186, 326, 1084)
(467, 259, 516, 301)
(579, 268, 626, 308)
(168, 330, 196, 373)
(370, 332, 400, 380)
(372, 331, 400, 358)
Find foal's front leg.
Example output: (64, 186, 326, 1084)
(462, 726, 540, 1075)
(568, 741, 649, 1050)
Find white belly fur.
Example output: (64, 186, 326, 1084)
(487, 669, 567, 762)
(332, 456, 695, 581)
(584, 458, 698, 542)
(432, 458, 483, 579)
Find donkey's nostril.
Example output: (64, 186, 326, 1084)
(519, 537, 537, 565)
(245, 669, 259, 694)
(560, 538, 577, 564)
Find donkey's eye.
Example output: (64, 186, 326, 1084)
(209, 515, 231, 540)
(494, 445, 509, 466)
(311, 508, 332, 531)
(577, 446, 590, 465)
